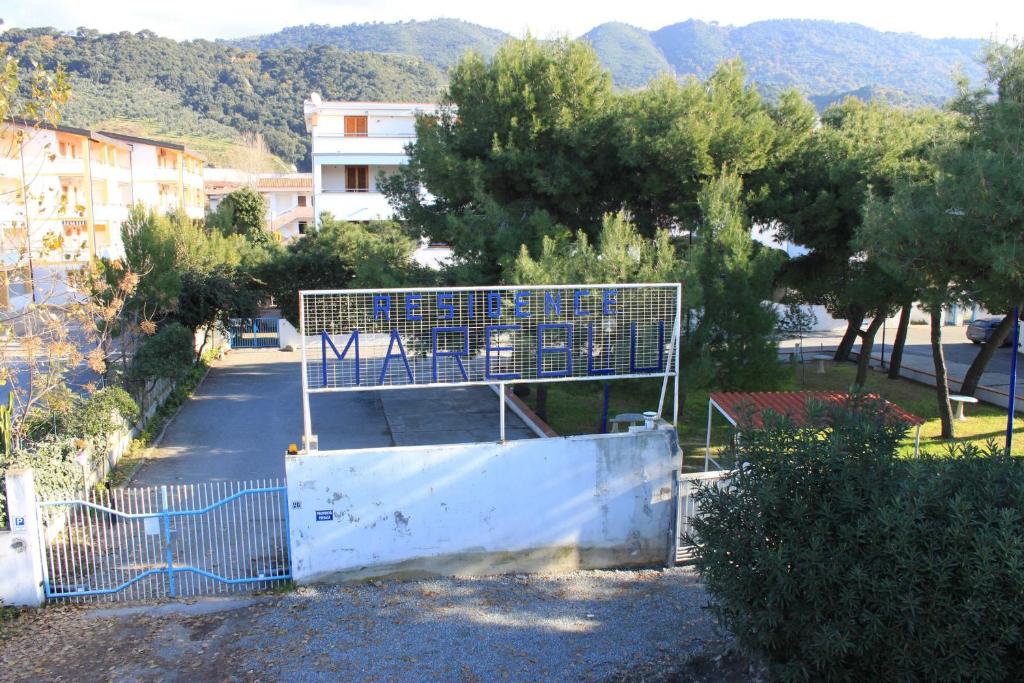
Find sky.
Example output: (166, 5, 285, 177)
(3, 0, 1021, 42)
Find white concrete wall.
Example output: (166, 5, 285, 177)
(286, 428, 678, 583)
(279, 318, 302, 349)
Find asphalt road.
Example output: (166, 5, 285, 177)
(131, 349, 535, 485)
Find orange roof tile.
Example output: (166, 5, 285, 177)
(708, 391, 924, 429)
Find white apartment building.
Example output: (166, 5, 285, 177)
(204, 171, 313, 243)
(303, 94, 439, 224)
(97, 131, 205, 223)
(0, 120, 205, 266)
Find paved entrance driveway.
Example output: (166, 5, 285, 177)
(132, 350, 535, 485)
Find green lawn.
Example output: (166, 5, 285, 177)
(519, 360, 1024, 471)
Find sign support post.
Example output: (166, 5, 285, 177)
(499, 382, 506, 442)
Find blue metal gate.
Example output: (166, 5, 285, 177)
(38, 480, 291, 602)
(228, 317, 280, 349)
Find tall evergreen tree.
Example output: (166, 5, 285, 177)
(380, 36, 619, 282)
(685, 173, 785, 391)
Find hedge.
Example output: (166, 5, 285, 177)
(689, 397, 1024, 682)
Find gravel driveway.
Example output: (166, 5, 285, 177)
(0, 568, 722, 682)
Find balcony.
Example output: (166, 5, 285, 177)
(312, 134, 413, 159)
(270, 205, 314, 232)
(92, 204, 130, 224)
(44, 158, 88, 176)
(90, 164, 132, 182)
(316, 191, 395, 222)
(145, 166, 179, 183)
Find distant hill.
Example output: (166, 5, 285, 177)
(581, 23, 671, 87)
(651, 20, 984, 102)
(1, 27, 447, 168)
(226, 19, 507, 69)
(231, 17, 986, 103)
(1, 19, 991, 170)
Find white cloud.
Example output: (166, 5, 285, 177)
(3, 0, 1021, 42)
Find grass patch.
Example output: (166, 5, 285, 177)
(520, 360, 1023, 471)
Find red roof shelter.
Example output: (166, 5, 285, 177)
(705, 391, 924, 470)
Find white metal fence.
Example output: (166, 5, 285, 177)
(673, 469, 732, 564)
(38, 480, 291, 602)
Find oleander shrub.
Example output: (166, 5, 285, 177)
(689, 398, 1024, 682)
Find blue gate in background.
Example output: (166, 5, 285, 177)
(38, 480, 292, 602)
(228, 317, 280, 349)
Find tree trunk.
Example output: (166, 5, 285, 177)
(834, 306, 866, 362)
(854, 313, 886, 387)
(930, 308, 955, 439)
(535, 385, 548, 422)
(960, 310, 1018, 396)
(887, 304, 912, 379)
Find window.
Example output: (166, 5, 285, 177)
(297, 195, 307, 207)
(345, 166, 369, 192)
(344, 115, 368, 137)
(298, 221, 307, 235)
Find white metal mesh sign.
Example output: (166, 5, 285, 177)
(299, 284, 681, 393)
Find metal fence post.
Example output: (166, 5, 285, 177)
(160, 485, 176, 598)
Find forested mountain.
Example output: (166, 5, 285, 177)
(1, 19, 989, 170)
(1, 27, 446, 168)
(239, 18, 986, 102)
(226, 19, 507, 69)
(635, 19, 985, 99)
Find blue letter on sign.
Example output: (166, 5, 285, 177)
(373, 295, 391, 320)
(379, 329, 414, 385)
(321, 330, 360, 387)
(544, 291, 562, 316)
(487, 291, 503, 319)
(602, 289, 618, 315)
(436, 292, 455, 320)
(405, 293, 423, 321)
(485, 324, 521, 379)
(432, 326, 469, 382)
(537, 323, 572, 378)
(573, 289, 591, 316)
(629, 321, 665, 373)
(586, 324, 613, 376)
(514, 291, 532, 318)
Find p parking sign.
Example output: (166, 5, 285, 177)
(12, 515, 27, 533)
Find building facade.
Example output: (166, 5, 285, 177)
(303, 94, 439, 224)
(0, 120, 205, 267)
(204, 171, 313, 243)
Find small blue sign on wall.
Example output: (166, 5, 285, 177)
(12, 516, 26, 533)
(315, 510, 334, 522)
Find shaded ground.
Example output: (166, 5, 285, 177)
(0, 568, 722, 682)
(132, 350, 535, 485)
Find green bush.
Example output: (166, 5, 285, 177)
(689, 398, 1024, 682)
(62, 387, 140, 439)
(0, 435, 85, 528)
(129, 322, 195, 383)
